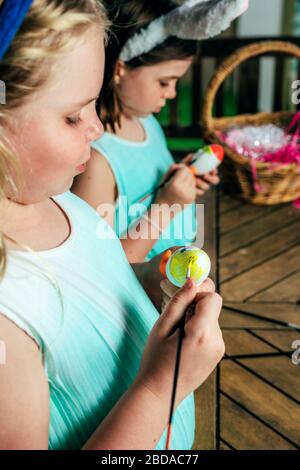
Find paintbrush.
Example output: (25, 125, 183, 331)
(137, 144, 225, 203)
(138, 145, 224, 204)
(138, 165, 194, 204)
(224, 304, 300, 331)
(165, 257, 194, 450)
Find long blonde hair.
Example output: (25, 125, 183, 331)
(0, 0, 109, 277)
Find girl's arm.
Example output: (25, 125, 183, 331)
(73, 152, 196, 263)
(72, 149, 117, 228)
(121, 203, 180, 264)
(83, 380, 170, 450)
(0, 277, 224, 450)
(84, 279, 224, 450)
(0, 314, 50, 450)
(0, 313, 169, 450)
(73, 151, 218, 263)
(121, 165, 196, 263)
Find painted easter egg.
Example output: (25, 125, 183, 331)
(191, 144, 224, 175)
(166, 246, 211, 287)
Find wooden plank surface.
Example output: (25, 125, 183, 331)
(193, 189, 217, 450)
(221, 244, 300, 301)
(220, 204, 275, 235)
(220, 220, 300, 281)
(219, 192, 300, 450)
(239, 356, 300, 402)
(220, 194, 240, 215)
(220, 394, 297, 450)
(251, 271, 300, 303)
(252, 330, 300, 351)
(220, 204, 299, 256)
(220, 307, 297, 330)
(219, 440, 232, 450)
(221, 360, 300, 445)
(224, 303, 300, 326)
(223, 330, 275, 357)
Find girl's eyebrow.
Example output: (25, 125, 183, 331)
(159, 76, 180, 80)
(71, 95, 99, 108)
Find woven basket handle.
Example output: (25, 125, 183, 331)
(202, 40, 300, 133)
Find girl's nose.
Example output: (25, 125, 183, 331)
(86, 118, 104, 143)
(164, 86, 177, 100)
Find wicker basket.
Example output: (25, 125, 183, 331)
(202, 41, 300, 205)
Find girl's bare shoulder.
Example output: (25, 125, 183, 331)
(72, 148, 117, 210)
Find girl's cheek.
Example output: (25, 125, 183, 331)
(64, 123, 86, 145)
(59, 127, 85, 157)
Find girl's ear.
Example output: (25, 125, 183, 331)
(114, 60, 126, 85)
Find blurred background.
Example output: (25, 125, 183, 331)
(167, 2, 300, 451)
(158, 0, 300, 152)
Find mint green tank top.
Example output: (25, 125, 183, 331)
(91, 115, 197, 260)
(0, 192, 195, 450)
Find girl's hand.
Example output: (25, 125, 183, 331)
(155, 164, 196, 207)
(160, 277, 216, 303)
(134, 278, 225, 408)
(195, 169, 220, 197)
(160, 277, 217, 321)
(183, 154, 220, 197)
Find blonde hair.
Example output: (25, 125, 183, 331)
(0, 0, 109, 277)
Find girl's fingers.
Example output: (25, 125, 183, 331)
(195, 178, 210, 191)
(170, 163, 185, 170)
(168, 166, 189, 183)
(201, 174, 220, 185)
(201, 169, 220, 184)
(187, 166, 197, 180)
(171, 164, 186, 172)
(184, 292, 223, 336)
(159, 278, 197, 336)
(182, 153, 194, 165)
(180, 166, 195, 178)
(174, 168, 196, 186)
(161, 278, 215, 305)
(195, 278, 215, 296)
(163, 164, 185, 183)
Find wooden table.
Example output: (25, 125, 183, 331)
(193, 189, 300, 450)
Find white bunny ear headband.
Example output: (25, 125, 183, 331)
(120, 0, 249, 62)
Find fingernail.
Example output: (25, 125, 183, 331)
(185, 278, 193, 289)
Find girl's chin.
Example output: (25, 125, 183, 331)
(58, 177, 76, 195)
(138, 111, 153, 117)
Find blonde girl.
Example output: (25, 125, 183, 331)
(0, 0, 224, 450)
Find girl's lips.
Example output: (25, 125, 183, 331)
(76, 153, 90, 173)
(75, 163, 87, 173)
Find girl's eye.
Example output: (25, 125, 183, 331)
(159, 80, 169, 88)
(66, 116, 82, 126)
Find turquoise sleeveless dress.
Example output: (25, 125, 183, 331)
(0, 192, 195, 450)
(91, 115, 197, 260)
